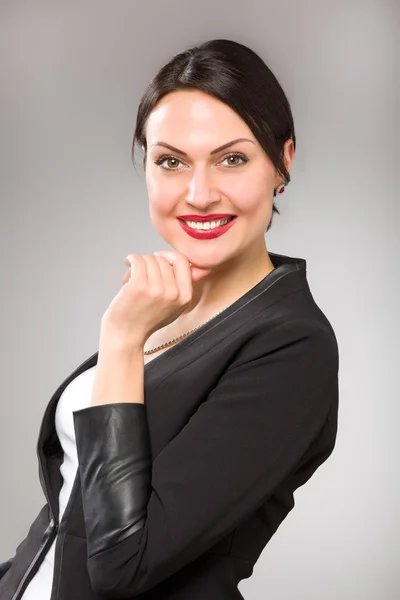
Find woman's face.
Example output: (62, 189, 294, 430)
(144, 89, 288, 269)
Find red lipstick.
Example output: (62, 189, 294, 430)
(178, 215, 237, 240)
(178, 214, 236, 222)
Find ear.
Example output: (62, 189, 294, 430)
(282, 138, 295, 174)
(275, 138, 295, 188)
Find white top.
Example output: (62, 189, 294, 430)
(21, 365, 96, 600)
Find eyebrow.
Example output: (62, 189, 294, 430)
(150, 138, 255, 157)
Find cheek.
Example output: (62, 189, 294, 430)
(148, 193, 177, 230)
(228, 177, 269, 215)
(146, 175, 176, 218)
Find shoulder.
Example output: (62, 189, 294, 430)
(232, 315, 339, 381)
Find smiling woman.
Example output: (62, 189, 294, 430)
(132, 39, 296, 233)
(137, 83, 293, 352)
(128, 41, 296, 322)
(0, 39, 339, 600)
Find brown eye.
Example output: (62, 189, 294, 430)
(154, 152, 248, 171)
(165, 158, 180, 169)
(221, 153, 248, 167)
(154, 155, 183, 170)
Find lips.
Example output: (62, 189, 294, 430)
(178, 214, 236, 222)
(178, 216, 237, 240)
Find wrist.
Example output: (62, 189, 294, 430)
(99, 316, 146, 356)
(98, 337, 145, 361)
(91, 345, 145, 406)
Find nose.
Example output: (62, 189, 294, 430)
(185, 167, 220, 209)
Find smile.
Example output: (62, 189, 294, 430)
(178, 216, 237, 240)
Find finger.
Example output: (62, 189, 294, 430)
(121, 268, 131, 286)
(154, 252, 192, 301)
(125, 254, 148, 285)
(169, 254, 193, 305)
(153, 255, 180, 298)
(142, 255, 165, 293)
(154, 250, 212, 283)
(153, 250, 183, 264)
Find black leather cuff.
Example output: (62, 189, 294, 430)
(73, 403, 152, 556)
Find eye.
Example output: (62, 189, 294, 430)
(153, 152, 249, 171)
(153, 155, 183, 170)
(220, 152, 248, 167)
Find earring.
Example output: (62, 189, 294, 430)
(274, 183, 286, 197)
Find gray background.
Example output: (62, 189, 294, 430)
(0, 1, 398, 598)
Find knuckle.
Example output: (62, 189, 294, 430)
(181, 294, 192, 306)
(175, 254, 187, 265)
(129, 279, 145, 293)
(165, 289, 179, 302)
(149, 285, 163, 297)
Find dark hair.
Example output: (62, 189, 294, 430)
(131, 39, 296, 232)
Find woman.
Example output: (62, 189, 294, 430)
(0, 38, 339, 599)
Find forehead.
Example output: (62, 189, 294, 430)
(145, 89, 252, 140)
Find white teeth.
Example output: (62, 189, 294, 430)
(183, 217, 232, 230)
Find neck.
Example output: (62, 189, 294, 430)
(181, 243, 275, 322)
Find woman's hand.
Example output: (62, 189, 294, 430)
(100, 251, 212, 353)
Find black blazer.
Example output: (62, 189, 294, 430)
(0, 252, 339, 599)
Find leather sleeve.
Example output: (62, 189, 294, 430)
(73, 318, 339, 597)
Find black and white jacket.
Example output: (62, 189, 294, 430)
(0, 252, 339, 600)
